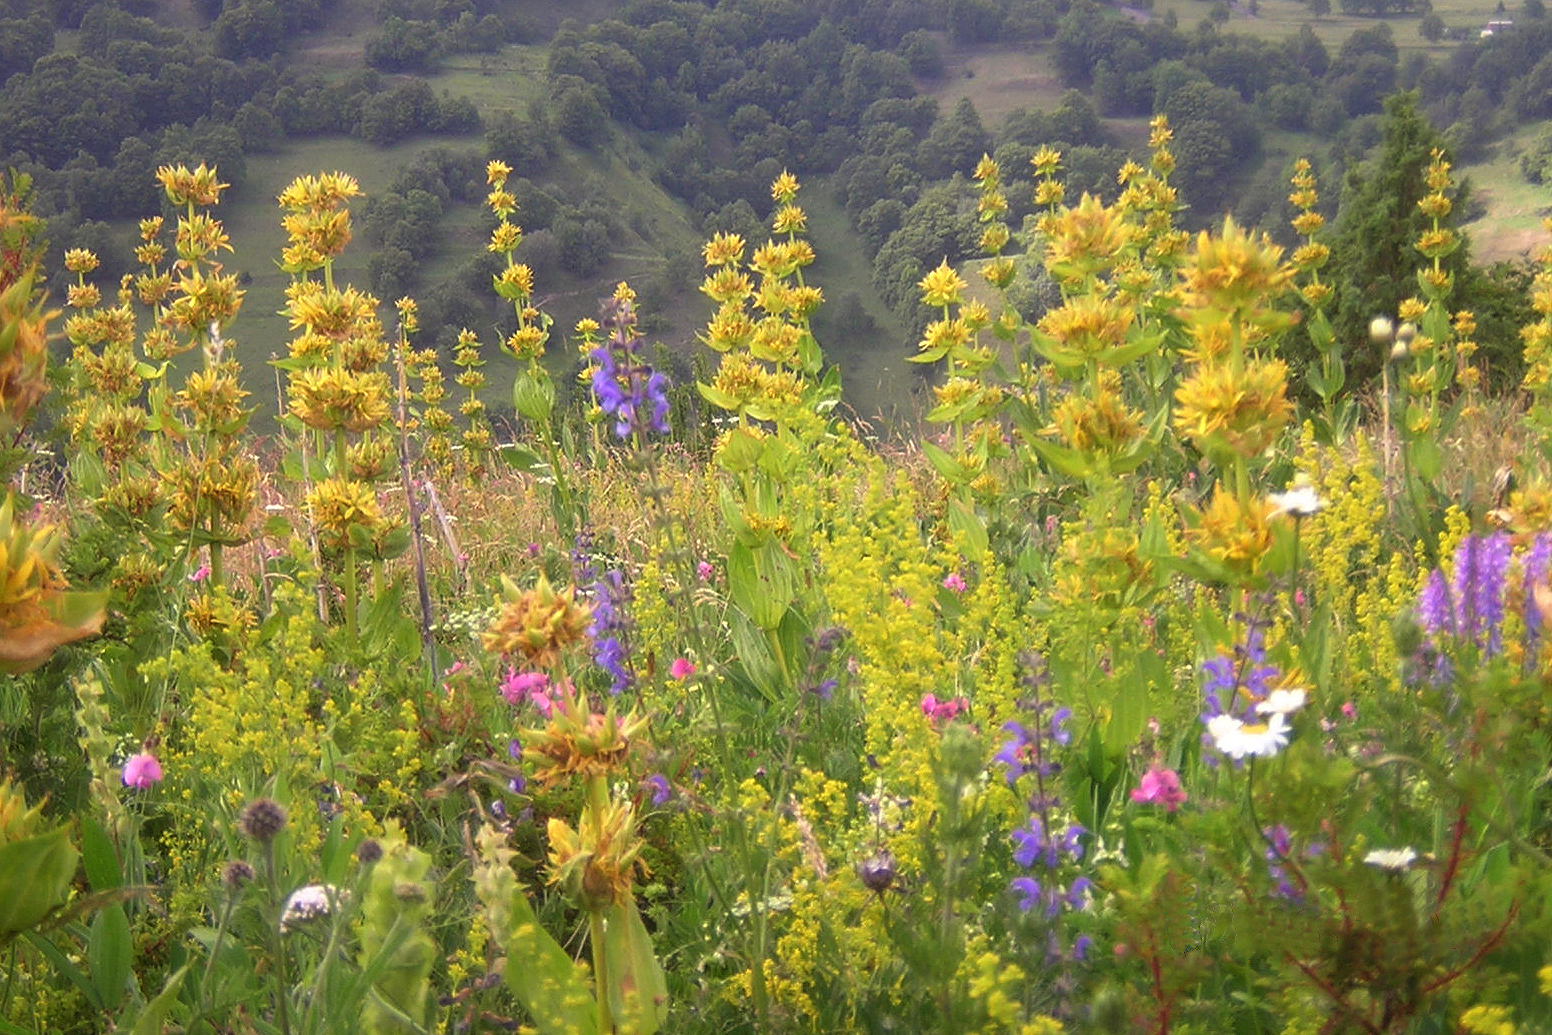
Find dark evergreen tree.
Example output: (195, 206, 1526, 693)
(1326, 92, 1469, 389)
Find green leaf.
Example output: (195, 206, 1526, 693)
(500, 443, 549, 477)
(88, 904, 132, 1010)
(695, 381, 740, 411)
(945, 497, 988, 560)
(1024, 436, 1093, 480)
(503, 888, 598, 1035)
(727, 541, 793, 631)
(0, 824, 79, 934)
(513, 372, 555, 422)
(715, 427, 764, 474)
(127, 963, 190, 1035)
(921, 440, 969, 483)
(79, 817, 120, 894)
(1410, 434, 1442, 482)
(600, 898, 668, 1035)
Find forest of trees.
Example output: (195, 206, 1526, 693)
(2, 0, 1551, 379)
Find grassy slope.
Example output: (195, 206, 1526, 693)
(1460, 126, 1552, 263)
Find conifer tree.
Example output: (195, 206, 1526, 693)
(1326, 92, 1470, 389)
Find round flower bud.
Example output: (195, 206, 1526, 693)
(222, 860, 255, 889)
(237, 798, 287, 843)
(356, 838, 383, 864)
(857, 851, 896, 893)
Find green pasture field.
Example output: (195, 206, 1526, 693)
(925, 43, 1070, 129)
(1144, 0, 1505, 53)
(1460, 125, 1552, 264)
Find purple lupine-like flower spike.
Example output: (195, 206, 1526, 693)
(590, 297, 671, 440)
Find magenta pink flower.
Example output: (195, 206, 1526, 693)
(696, 561, 715, 581)
(669, 657, 695, 680)
(500, 668, 550, 706)
(920, 693, 967, 724)
(941, 572, 967, 593)
(1130, 766, 1186, 812)
(188, 563, 210, 583)
(122, 752, 163, 789)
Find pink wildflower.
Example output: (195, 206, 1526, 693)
(500, 668, 550, 707)
(122, 752, 163, 789)
(1130, 766, 1186, 812)
(1341, 701, 1357, 720)
(920, 694, 967, 724)
(188, 563, 210, 583)
(696, 561, 715, 581)
(942, 572, 967, 593)
(669, 657, 696, 680)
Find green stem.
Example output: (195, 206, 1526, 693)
(259, 841, 293, 1035)
(589, 909, 613, 1035)
(345, 547, 359, 648)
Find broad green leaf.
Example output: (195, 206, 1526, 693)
(946, 497, 988, 560)
(921, 440, 969, 483)
(79, 817, 120, 894)
(503, 888, 598, 1035)
(727, 541, 793, 631)
(600, 898, 668, 1035)
(88, 904, 132, 1010)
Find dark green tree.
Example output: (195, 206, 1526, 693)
(1325, 92, 1469, 389)
(919, 97, 990, 180)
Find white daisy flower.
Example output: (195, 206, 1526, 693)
(1207, 712, 1290, 759)
(1269, 485, 1323, 518)
(1363, 847, 1417, 871)
(1255, 688, 1309, 716)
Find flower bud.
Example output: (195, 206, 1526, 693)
(237, 798, 286, 843)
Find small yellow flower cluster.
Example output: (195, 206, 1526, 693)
(1458, 1004, 1517, 1035)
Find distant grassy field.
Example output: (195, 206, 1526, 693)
(926, 44, 1068, 129)
(1152, 0, 1504, 53)
(1460, 125, 1552, 263)
(429, 45, 550, 119)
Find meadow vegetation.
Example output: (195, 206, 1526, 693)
(3, 87, 1552, 1035)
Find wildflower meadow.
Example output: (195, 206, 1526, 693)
(4, 117, 1552, 1035)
